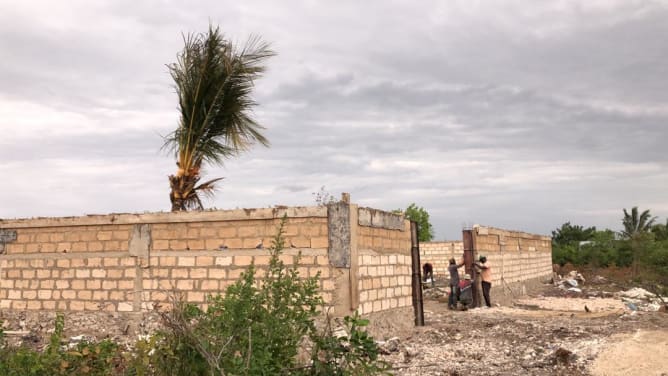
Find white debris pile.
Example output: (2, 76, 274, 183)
(554, 270, 587, 292)
(617, 287, 666, 312)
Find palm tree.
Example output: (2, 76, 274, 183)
(621, 207, 657, 239)
(163, 26, 274, 211)
(621, 207, 657, 277)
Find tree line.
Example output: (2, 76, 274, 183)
(552, 207, 668, 284)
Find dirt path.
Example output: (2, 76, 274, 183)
(377, 292, 668, 375)
(591, 330, 668, 376)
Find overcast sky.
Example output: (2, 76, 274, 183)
(1, 1, 667, 239)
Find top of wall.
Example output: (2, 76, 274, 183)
(473, 225, 551, 241)
(420, 241, 463, 246)
(357, 207, 405, 230)
(0, 206, 327, 229)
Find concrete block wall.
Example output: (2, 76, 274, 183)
(0, 202, 413, 317)
(0, 207, 339, 313)
(472, 225, 553, 286)
(354, 208, 412, 315)
(419, 241, 464, 277)
(357, 253, 412, 315)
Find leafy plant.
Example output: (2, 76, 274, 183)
(398, 203, 434, 242)
(0, 313, 121, 376)
(307, 312, 391, 375)
(145, 216, 390, 375)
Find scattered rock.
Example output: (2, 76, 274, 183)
(553, 347, 575, 365)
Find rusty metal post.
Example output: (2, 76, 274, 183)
(410, 221, 425, 326)
(463, 229, 480, 308)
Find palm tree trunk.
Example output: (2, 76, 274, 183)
(169, 174, 199, 211)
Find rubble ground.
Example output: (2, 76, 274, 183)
(378, 276, 668, 376)
(1, 272, 667, 376)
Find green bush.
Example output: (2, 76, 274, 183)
(145, 216, 390, 375)
(0, 217, 391, 375)
(0, 313, 121, 376)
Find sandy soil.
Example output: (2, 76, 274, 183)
(591, 330, 668, 376)
(377, 281, 668, 375)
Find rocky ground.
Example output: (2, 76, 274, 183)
(2, 271, 667, 375)
(377, 274, 668, 376)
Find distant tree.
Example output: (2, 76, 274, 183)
(621, 207, 657, 277)
(621, 207, 657, 239)
(651, 219, 668, 242)
(400, 203, 434, 242)
(551, 222, 596, 246)
(163, 25, 274, 211)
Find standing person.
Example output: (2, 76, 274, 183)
(447, 257, 464, 310)
(475, 255, 492, 307)
(458, 274, 473, 310)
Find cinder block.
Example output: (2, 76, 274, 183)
(102, 281, 117, 290)
(93, 291, 108, 300)
(77, 290, 93, 299)
(170, 240, 188, 251)
(117, 302, 133, 312)
(71, 242, 88, 252)
(97, 231, 112, 241)
(254, 255, 271, 266)
(196, 256, 214, 266)
(88, 241, 104, 252)
(118, 280, 134, 290)
(218, 227, 237, 238)
(103, 258, 119, 267)
(238, 226, 258, 237)
(190, 268, 207, 279)
(75, 269, 91, 278)
(109, 291, 125, 300)
(86, 280, 101, 289)
(177, 257, 196, 267)
(228, 269, 244, 279)
(61, 290, 76, 299)
(234, 255, 253, 266)
(209, 269, 226, 279)
(310, 237, 328, 248)
(201, 280, 219, 290)
(176, 280, 194, 290)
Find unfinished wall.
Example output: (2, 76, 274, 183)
(471, 225, 553, 286)
(0, 207, 340, 313)
(419, 241, 464, 277)
(0, 203, 412, 318)
(356, 207, 412, 315)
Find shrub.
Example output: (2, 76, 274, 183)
(145, 216, 390, 375)
(0, 313, 121, 376)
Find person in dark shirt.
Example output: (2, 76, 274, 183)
(447, 257, 464, 310)
(422, 263, 434, 287)
(458, 274, 473, 310)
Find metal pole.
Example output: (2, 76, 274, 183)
(410, 221, 425, 326)
(463, 229, 480, 308)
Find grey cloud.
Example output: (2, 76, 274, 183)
(1, 1, 667, 239)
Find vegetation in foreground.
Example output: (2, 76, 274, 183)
(0, 218, 390, 375)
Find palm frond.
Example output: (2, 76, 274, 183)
(621, 206, 657, 238)
(164, 26, 274, 173)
